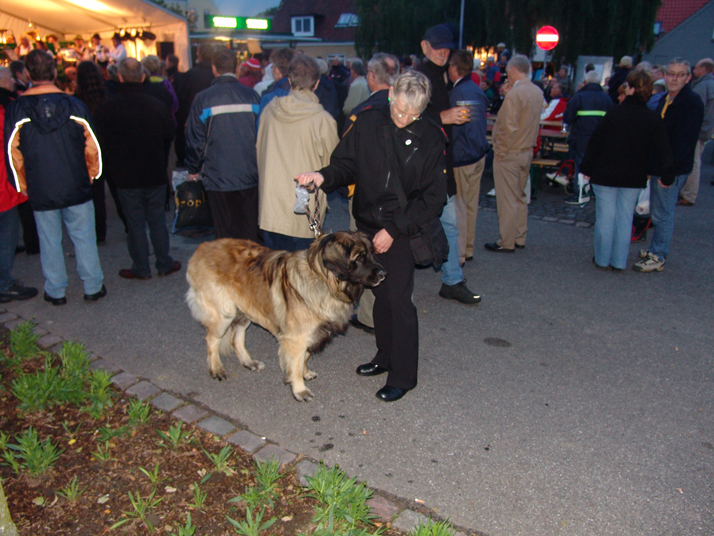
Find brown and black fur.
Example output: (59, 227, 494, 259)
(186, 231, 386, 401)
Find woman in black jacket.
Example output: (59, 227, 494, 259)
(295, 71, 447, 402)
(580, 70, 674, 271)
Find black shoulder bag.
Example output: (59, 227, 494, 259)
(382, 128, 449, 268)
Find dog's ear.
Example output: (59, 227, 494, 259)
(310, 234, 351, 281)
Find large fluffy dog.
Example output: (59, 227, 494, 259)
(186, 232, 386, 401)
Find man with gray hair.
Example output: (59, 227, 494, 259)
(343, 58, 370, 115)
(485, 54, 543, 252)
(343, 53, 399, 135)
(634, 57, 703, 272)
(562, 68, 612, 204)
(678, 57, 714, 205)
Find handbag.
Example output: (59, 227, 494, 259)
(171, 170, 213, 232)
(382, 129, 449, 268)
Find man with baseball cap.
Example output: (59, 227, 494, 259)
(418, 24, 481, 305)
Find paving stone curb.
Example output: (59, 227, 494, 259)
(0, 314, 479, 536)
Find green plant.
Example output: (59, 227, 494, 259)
(304, 465, 379, 535)
(61, 420, 82, 440)
(169, 512, 197, 536)
(0, 431, 8, 450)
(126, 398, 151, 425)
(9, 321, 40, 361)
(138, 463, 165, 488)
(2, 427, 64, 477)
(92, 441, 114, 463)
(202, 445, 234, 476)
(56, 342, 89, 381)
(110, 489, 163, 533)
(81, 369, 114, 419)
(226, 507, 276, 536)
(56, 475, 86, 502)
(188, 482, 207, 510)
(411, 520, 456, 536)
(157, 421, 191, 448)
(230, 457, 284, 510)
(96, 424, 130, 442)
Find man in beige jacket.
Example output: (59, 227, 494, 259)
(485, 55, 543, 252)
(257, 55, 339, 251)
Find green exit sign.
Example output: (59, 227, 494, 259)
(210, 16, 271, 31)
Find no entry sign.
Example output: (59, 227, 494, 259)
(536, 26, 559, 51)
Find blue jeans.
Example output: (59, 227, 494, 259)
(33, 201, 104, 298)
(439, 195, 463, 286)
(0, 207, 20, 292)
(592, 184, 640, 269)
(263, 230, 313, 252)
(649, 174, 688, 260)
(118, 187, 175, 277)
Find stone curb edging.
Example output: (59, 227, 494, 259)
(0, 310, 474, 536)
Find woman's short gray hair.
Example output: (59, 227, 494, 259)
(392, 70, 431, 112)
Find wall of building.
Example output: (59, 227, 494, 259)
(643, 1, 714, 66)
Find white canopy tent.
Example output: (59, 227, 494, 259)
(1, 0, 189, 69)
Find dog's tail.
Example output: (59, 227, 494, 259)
(185, 286, 209, 325)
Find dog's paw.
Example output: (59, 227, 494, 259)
(210, 368, 227, 381)
(304, 369, 318, 381)
(293, 387, 314, 402)
(245, 360, 265, 372)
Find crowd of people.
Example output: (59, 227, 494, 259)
(0, 23, 710, 402)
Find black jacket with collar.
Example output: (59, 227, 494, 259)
(319, 103, 447, 238)
(580, 96, 674, 188)
(656, 84, 704, 176)
(94, 83, 175, 189)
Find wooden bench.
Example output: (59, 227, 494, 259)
(530, 159, 562, 198)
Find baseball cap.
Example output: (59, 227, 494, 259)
(423, 24, 456, 50)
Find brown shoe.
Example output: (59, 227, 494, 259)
(676, 198, 694, 206)
(158, 260, 182, 277)
(119, 269, 151, 280)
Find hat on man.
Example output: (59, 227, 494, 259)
(423, 24, 456, 50)
(74, 34, 84, 41)
(653, 79, 666, 88)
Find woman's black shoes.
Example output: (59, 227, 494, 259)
(356, 363, 387, 376)
(376, 385, 408, 402)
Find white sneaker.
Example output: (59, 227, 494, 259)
(546, 172, 569, 186)
(487, 188, 496, 197)
(638, 249, 649, 259)
(632, 252, 665, 272)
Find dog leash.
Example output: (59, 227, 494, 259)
(305, 192, 323, 238)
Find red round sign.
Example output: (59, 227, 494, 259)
(536, 26, 559, 51)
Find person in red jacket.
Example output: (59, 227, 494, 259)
(0, 67, 38, 303)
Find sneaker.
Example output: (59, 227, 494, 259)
(638, 249, 649, 259)
(546, 172, 569, 186)
(439, 280, 481, 304)
(632, 253, 665, 272)
(0, 283, 38, 303)
(564, 193, 590, 206)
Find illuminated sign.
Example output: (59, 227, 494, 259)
(209, 16, 271, 31)
(535, 26, 559, 51)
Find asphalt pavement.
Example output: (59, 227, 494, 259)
(4, 155, 713, 536)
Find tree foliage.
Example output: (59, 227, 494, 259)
(355, 0, 662, 64)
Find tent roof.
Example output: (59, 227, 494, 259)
(1, 0, 185, 37)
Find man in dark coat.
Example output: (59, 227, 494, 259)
(94, 58, 179, 280)
(562, 69, 613, 203)
(607, 55, 632, 104)
(418, 24, 480, 305)
(174, 43, 215, 166)
(634, 58, 704, 273)
(185, 49, 260, 241)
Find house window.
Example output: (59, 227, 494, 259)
(292, 16, 314, 36)
(654, 21, 662, 35)
(335, 14, 359, 27)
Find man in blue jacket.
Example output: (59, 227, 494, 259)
(562, 69, 612, 204)
(5, 50, 105, 306)
(634, 58, 704, 273)
(185, 49, 260, 241)
(447, 50, 490, 269)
